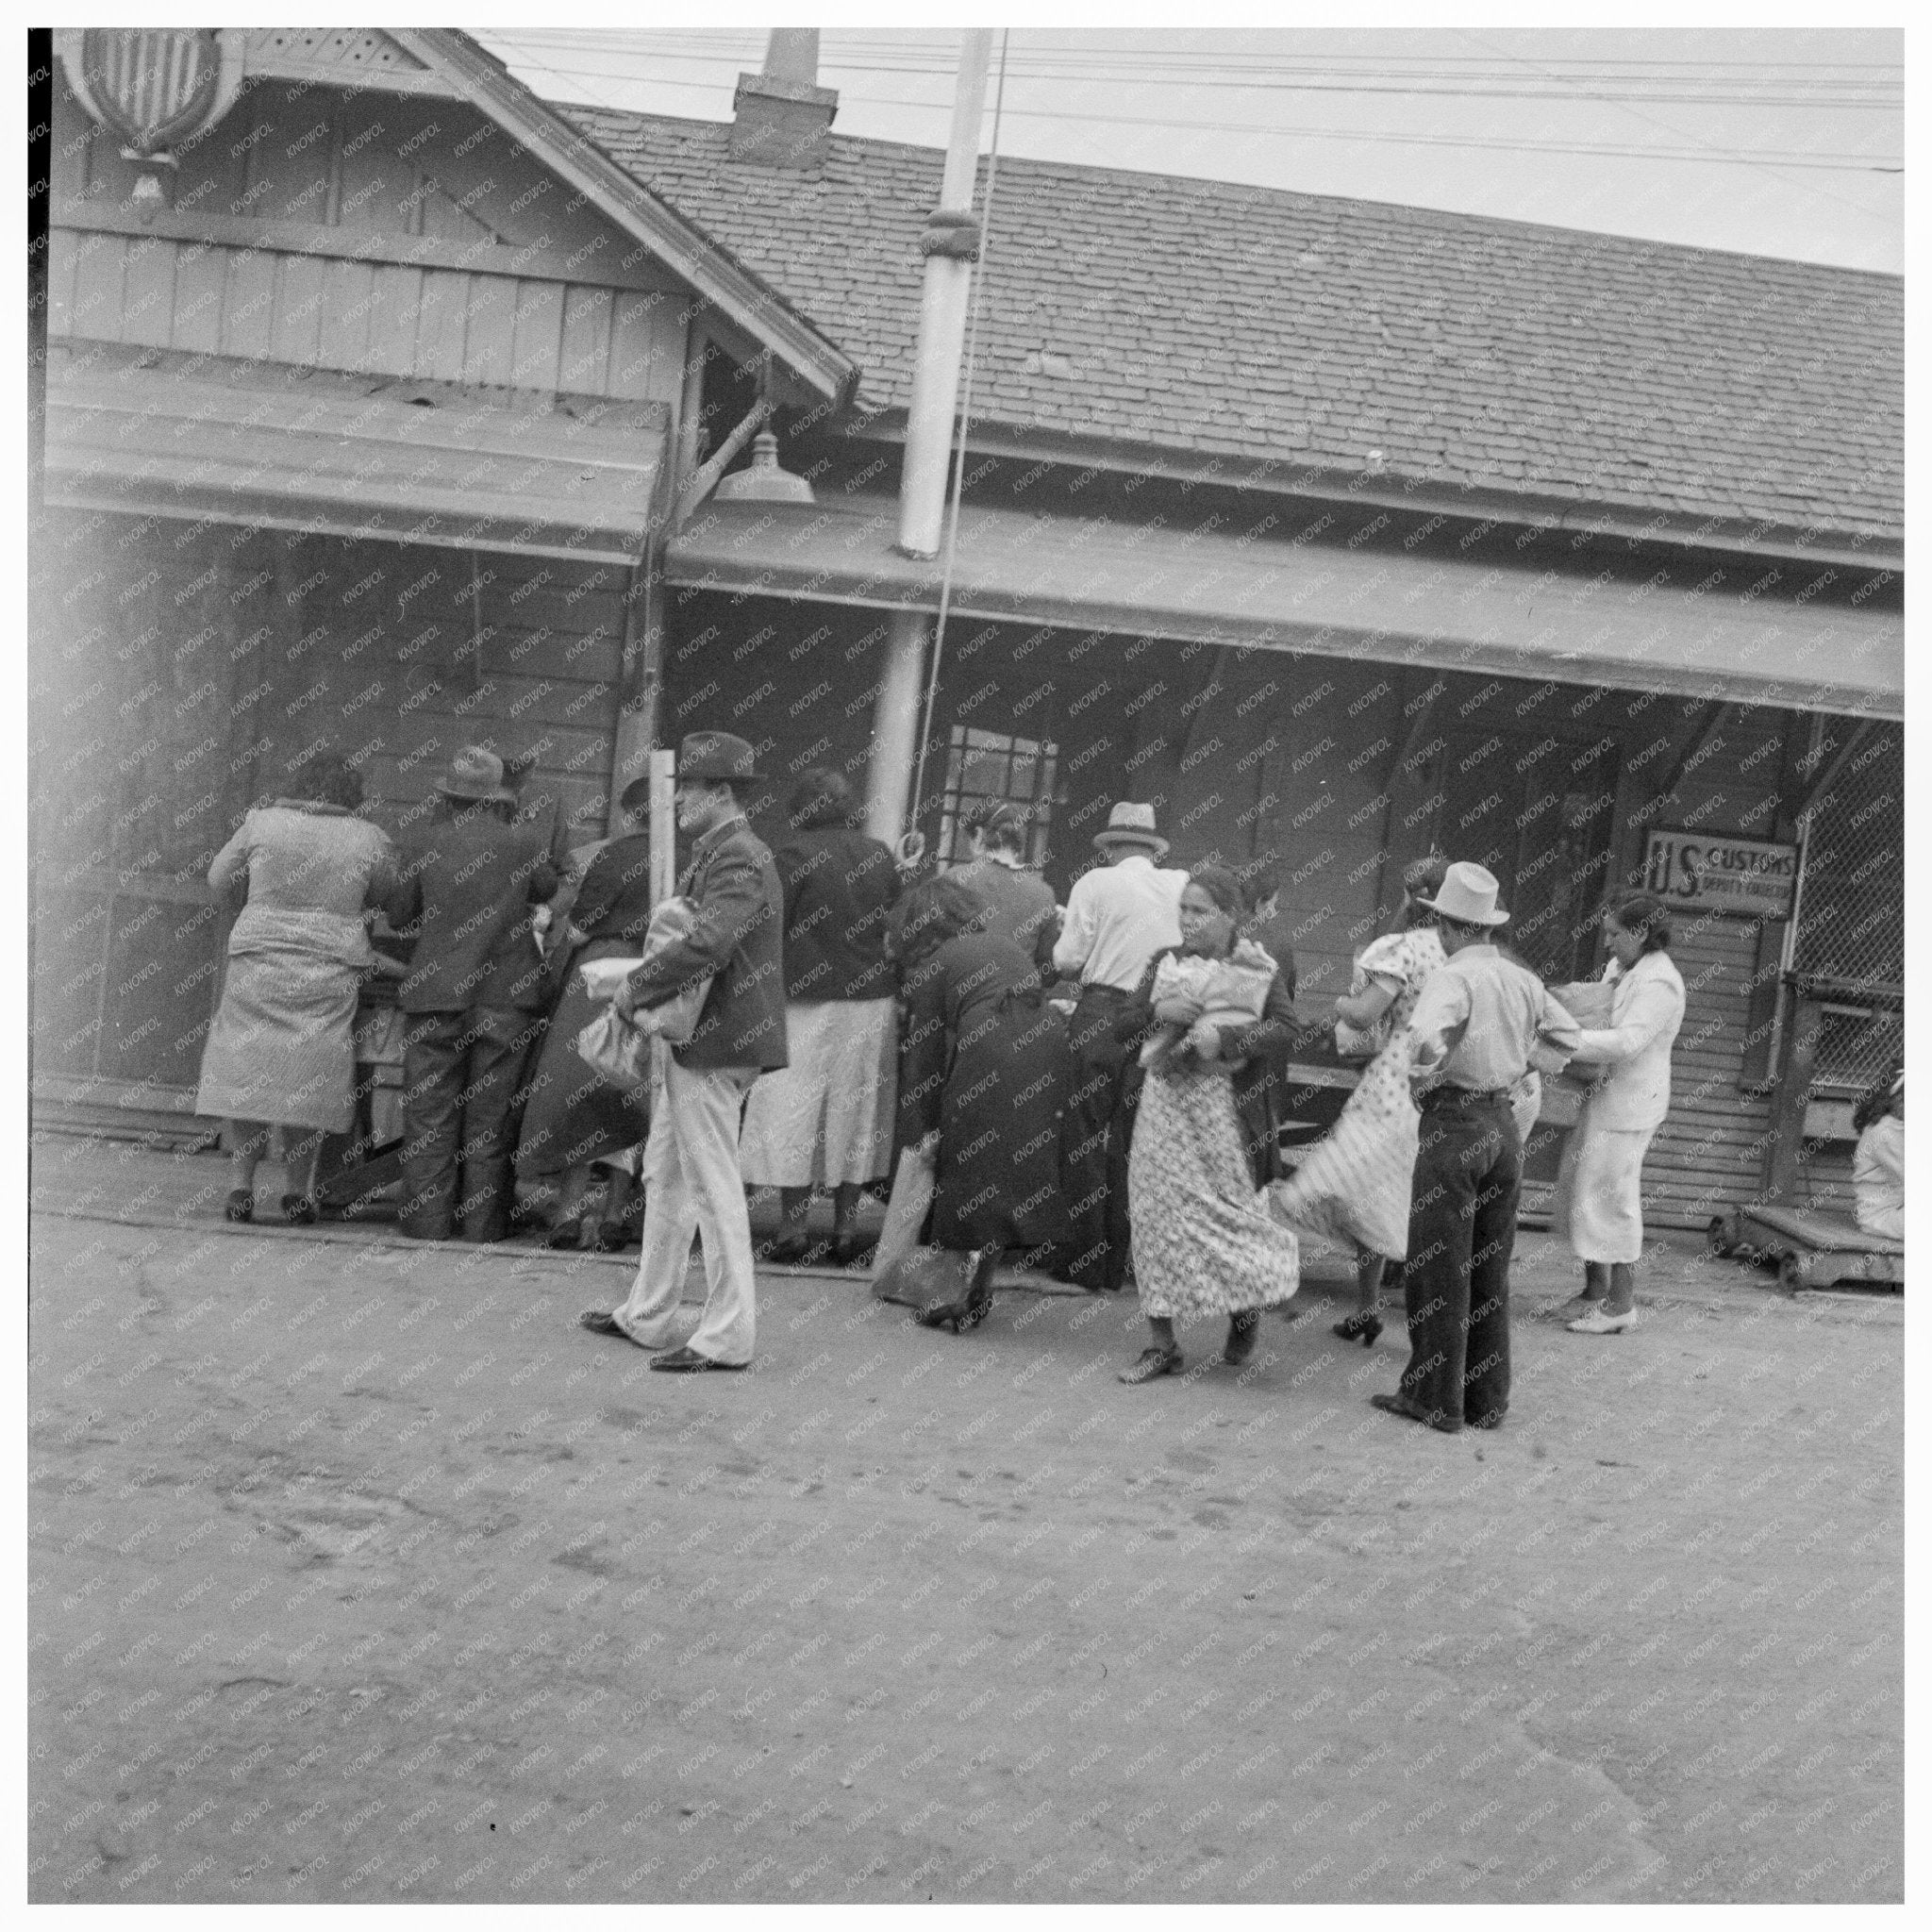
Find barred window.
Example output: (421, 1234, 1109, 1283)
(935, 726, 1058, 868)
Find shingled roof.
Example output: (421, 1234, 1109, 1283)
(565, 105, 1903, 550)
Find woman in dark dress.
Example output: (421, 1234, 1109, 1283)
(894, 874, 1072, 1332)
(515, 781, 657, 1248)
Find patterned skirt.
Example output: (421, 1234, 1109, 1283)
(195, 943, 360, 1133)
(1127, 1060, 1299, 1323)
(1270, 1038, 1419, 1260)
(738, 997, 896, 1189)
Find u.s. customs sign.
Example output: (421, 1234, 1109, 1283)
(1643, 827, 1799, 918)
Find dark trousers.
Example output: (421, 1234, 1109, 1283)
(400, 1006, 546, 1242)
(1058, 985, 1137, 1291)
(1398, 1094, 1523, 1430)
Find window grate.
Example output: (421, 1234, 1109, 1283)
(936, 725, 1058, 869)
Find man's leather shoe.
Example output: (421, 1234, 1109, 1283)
(649, 1345, 747, 1373)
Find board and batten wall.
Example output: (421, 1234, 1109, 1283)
(48, 75, 692, 409)
(31, 507, 627, 1109)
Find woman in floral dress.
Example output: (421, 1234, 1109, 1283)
(1269, 856, 1449, 1346)
(1116, 866, 1304, 1384)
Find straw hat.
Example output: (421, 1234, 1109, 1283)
(1091, 801, 1169, 859)
(1415, 860, 1510, 927)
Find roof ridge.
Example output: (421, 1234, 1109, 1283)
(561, 100, 1901, 284)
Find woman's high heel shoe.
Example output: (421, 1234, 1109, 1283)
(1333, 1310, 1383, 1347)
(916, 1252, 998, 1333)
(224, 1190, 254, 1224)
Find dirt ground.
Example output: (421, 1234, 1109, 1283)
(27, 1137, 1903, 1904)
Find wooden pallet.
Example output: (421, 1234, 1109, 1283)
(1708, 1203, 1905, 1291)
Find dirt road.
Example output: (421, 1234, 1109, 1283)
(28, 1180, 1902, 1903)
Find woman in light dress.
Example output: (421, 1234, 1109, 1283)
(1551, 893, 1688, 1334)
(1851, 1069, 1904, 1240)
(196, 748, 400, 1224)
(1116, 865, 1303, 1383)
(1269, 855, 1450, 1347)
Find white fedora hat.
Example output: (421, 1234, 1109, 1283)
(1416, 860, 1510, 927)
(1092, 801, 1169, 858)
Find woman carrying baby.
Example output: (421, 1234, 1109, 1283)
(1115, 865, 1304, 1384)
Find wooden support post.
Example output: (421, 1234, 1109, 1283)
(646, 743, 678, 1105)
(1762, 988, 1822, 1206)
(608, 557, 662, 836)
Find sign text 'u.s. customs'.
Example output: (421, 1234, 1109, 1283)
(1643, 826, 1799, 918)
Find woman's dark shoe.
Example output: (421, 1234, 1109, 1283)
(831, 1231, 874, 1269)
(1334, 1311, 1384, 1347)
(280, 1193, 318, 1226)
(545, 1214, 591, 1251)
(224, 1190, 254, 1224)
(1119, 1343, 1183, 1385)
(762, 1233, 813, 1265)
(1223, 1310, 1262, 1366)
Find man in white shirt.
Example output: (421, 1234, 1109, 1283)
(1051, 802, 1188, 1291)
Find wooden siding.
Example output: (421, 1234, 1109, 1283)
(49, 76, 691, 408)
(31, 508, 629, 1098)
(46, 227, 688, 407)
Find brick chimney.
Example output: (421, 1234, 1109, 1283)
(730, 27, 839, 172)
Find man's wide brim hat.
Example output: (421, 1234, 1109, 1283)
(678, 730, 758, 784)
(1416, 859, 1510, 927)
(438, 744, 516, 804)
(1093, 801, 1169, 858)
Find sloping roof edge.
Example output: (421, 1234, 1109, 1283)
(836, 412, 1904, 572)
(391, 29, 860, 411)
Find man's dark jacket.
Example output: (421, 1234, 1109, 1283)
(627, 814, 788, 1071)
(393, 808, 559, 1013)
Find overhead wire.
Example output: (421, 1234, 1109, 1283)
(479, 54, 1901, 170)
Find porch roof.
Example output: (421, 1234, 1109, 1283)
(43, 354, 671, 564)
(664, 494, 1903, 721)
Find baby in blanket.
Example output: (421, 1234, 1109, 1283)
(1140, 941, 1278, 1074)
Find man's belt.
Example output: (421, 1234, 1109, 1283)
(1419, 1084, 1511, 1111)
(1075, 982, 1132, 1000)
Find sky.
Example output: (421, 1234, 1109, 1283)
(473, 22, 1903, 274)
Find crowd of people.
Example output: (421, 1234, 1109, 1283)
(200, 724, 1874, 1428)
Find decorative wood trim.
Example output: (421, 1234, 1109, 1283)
(55, 204, 682, 295)
(389, 30, 858, 410)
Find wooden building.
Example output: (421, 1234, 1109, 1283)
(33, 29, 1904, 1231)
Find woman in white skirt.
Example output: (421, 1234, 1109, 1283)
(1552, 893, 1687, 1334)
(740, 769, 901, 1265)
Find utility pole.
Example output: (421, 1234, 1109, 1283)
(864, 27, 993, 851)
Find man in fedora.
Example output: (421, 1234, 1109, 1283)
(1050, 801, 1189, 1291)
(1372, 861, 1581, 1434)
(581, 731, 787, 1370)
(392, 745, 559, 1242)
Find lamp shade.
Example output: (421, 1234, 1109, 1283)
(712, 430, 815, 505)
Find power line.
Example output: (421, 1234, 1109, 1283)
(487, 34, 1903, 108)
(488, 57, 1901, 170)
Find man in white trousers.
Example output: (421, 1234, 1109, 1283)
(579, 731, 787, 1370)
